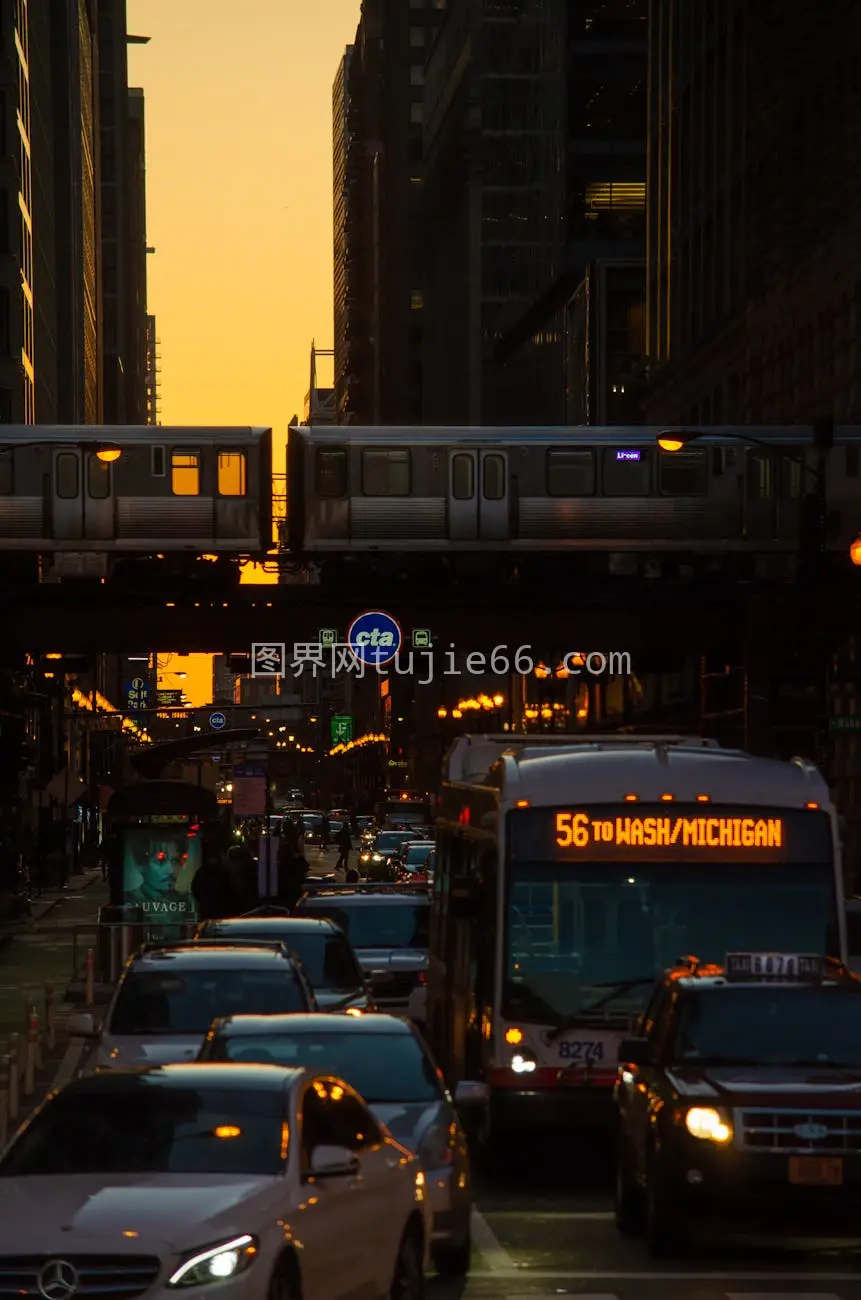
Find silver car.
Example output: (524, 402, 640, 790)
(68, 943, 317, 1069)
(197, 1011, 487, 1275)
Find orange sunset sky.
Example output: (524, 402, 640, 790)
(127, 0, 359, 704)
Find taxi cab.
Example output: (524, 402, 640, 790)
(614, 951, 861, 1255)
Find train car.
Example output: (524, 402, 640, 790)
(286, 424, 861, 580)
(0, 425, 271, 583)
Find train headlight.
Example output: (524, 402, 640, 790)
(684, 1107, 732, 1143)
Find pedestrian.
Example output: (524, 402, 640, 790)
(319, 814, 331, 851)
(277, 841, 308, 911)
(335, 823, 352, 873)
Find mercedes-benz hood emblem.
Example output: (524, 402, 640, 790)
(38, 1260, 79, 1300)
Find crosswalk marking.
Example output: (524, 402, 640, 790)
(471, 1208, 516, 1271)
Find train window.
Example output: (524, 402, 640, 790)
(779, 457, 803, 499)
(218, 451, 246, 496)
(546, 449, 595, 496)
(316, 449, 347, 498)
(601, 448, 651, 496)
(171, 451, 200, 496)
(361, 448, 410, 496)
(87, 455, 110, 499)
(0, 449, 11, 494)
(56, 453, 79, 499)
(451, 454, 474, 500)
(483, 454, 505, 500)
(151, 447, 165, 476)
(658, 448, 708, 496)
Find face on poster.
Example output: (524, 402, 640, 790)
(122, 828, 201, 915)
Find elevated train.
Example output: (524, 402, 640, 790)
(287, 424, 861, 580)
(0, 425, 271, 584)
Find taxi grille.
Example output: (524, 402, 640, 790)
(0, 1255, 161, 1299)
(739, 1108, 861, 1154)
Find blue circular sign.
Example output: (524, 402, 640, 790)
(347, 609, 402, 667)
(209, 711, 227, 730)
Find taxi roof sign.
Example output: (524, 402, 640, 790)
(724, 952, 822, 981)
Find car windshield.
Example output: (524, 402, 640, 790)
(505, 862, 838, 1022)
(674, 987, 861, 1066)
(206, 1031, 441, 1103)
(374, 833, 414, 853)
(404, 845, 434, 866)
(0, 1084, 286, 1176)
(109, 967, 308, 1034)
(299, 902, 429, 949)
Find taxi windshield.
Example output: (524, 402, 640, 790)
(504, 862, 838, 1022)
(674, 986, 861, 1067)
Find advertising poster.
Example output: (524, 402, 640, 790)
(122, 828, 201, 940)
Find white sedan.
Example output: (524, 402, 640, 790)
(0, 1063, 430, 1300)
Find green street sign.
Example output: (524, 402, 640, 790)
(331, 715, 353, 744)
(319, 628, 338, 648)
(830, 716, 861, 732)
(412, 629, 432, 649)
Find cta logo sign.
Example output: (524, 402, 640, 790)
(347, 610, 402, 667)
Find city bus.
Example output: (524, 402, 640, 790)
(375, 789, 433, 829)
(427, 734, 845, 1143)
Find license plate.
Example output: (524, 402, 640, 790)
(788, 1156, 843, 1186)
(557, 1039, 609, 1064)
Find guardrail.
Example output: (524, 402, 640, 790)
(0, 983, 60, 1147)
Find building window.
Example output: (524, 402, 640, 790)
(217, 450, 247, 495)
(657, 448, 708, 496)
(171, 451, 200, 496)
(410, 291, 423, 310)
(315, 448, 347, 497)
(410, 26, 425, 45)
(602, 448, 651, 496)
(0, 449, 12, 494)
(87, 455, 110, 499)
(483, 454, 505, 500)
(451, 453, 474, 500)
(546, 449, 595, 496)
(410, 102, 423, 124)
(56, 453, 79, 500)
(410, 65, 424, 85)
(361, 448, 410, 496)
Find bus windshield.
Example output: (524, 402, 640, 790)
(503, 862, 839, 1023)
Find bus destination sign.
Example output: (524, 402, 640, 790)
(509, 804, 831, 864)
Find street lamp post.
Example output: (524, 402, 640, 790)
(656, 420, 835, 765)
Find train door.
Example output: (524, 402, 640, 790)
(52, 450, 83, 539)
(51, 449, 114, 541)
(448, 450, 510, 541)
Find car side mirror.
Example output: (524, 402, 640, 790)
(454, 1080, 490, 1107)
(67, 1012, 98, 1039)
(309, 1144, 360, 1178)
(618, 1037, 652, 1067)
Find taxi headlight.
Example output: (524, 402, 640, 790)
(372, 853, 383, 861)
(168, 1236, 257, 1287)
(684, 1107, 732, 1143)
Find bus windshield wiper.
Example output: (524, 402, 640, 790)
(548, 976, 657, 1040)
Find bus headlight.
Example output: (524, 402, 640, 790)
(684, 1107, 732, 1143)
(510, 1049, 537, 1074)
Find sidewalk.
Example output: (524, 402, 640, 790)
(0, 867, 107, 1140)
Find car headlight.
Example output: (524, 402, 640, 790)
(360, 852, 371, 861)
(168, 1236, 257, 1287)
(372, 853, 383, 861)
(684, 1107, 732, 1143)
